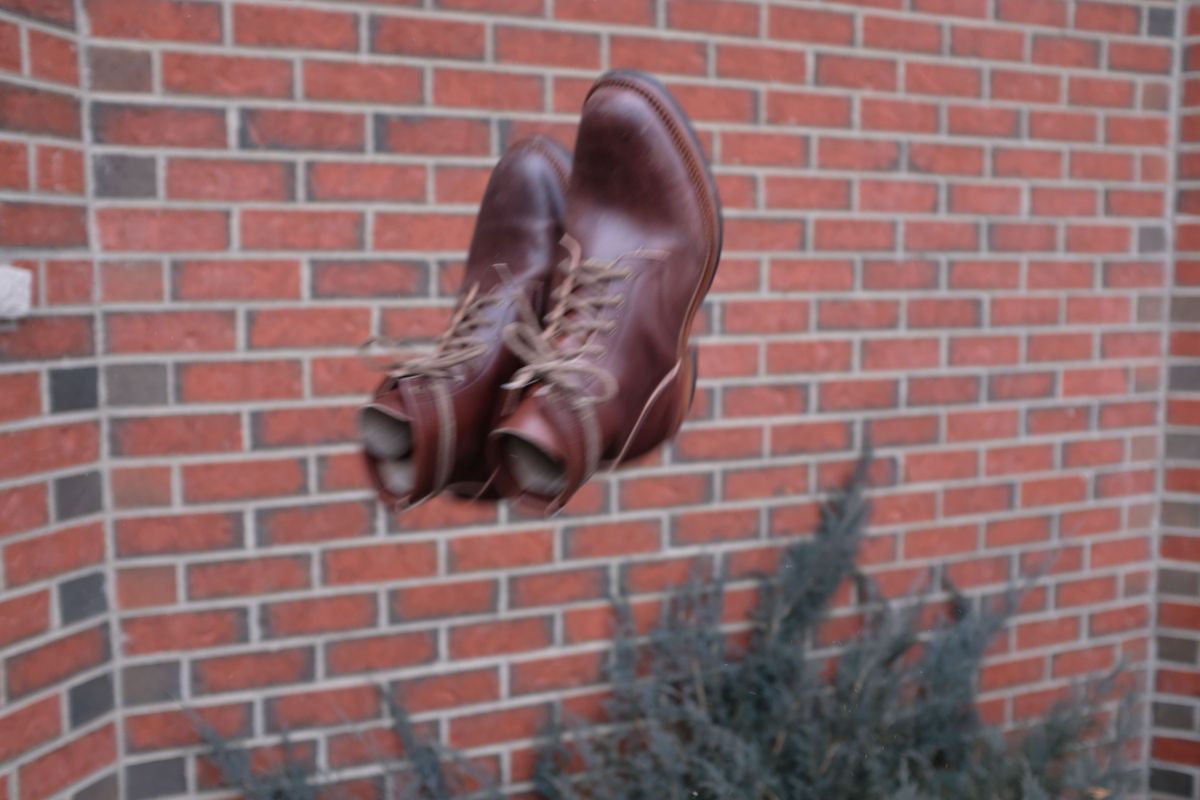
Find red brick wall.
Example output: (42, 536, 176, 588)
(0, 0, 1187, 796)
(0, 1, 117, 799)
(1158, 2, 1200, 796)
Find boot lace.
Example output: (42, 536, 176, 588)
(503, 234, 667, 404)
(362, 280, 500, 381)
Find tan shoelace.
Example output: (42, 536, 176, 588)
(361, 281, 500, 381)
(503, 234, 667, 405)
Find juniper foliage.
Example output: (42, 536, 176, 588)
(535, 455, 1137, 799)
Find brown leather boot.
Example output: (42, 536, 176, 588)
(489, 70, 723, 515)
(359, 136, 570, 509)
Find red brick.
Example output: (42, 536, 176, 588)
(116, 512, 241, 557)
(18, 725, 115, 800)
(322, 541, 437, 585)
(766, 177, 849, 210)
(450, 529, 553, 572)
(564, 519, 662, 559)
(183, 457, 307, 503)
(242, 209, 362, 251)
(817, 54, 896, 91)
(193, 648, 312, 694)
(0, 422, 98, 481)
(36, 145, 83, 194)
(0, 373, 40, 424)
(435, 69, 543, 111)
(951, 25, 1025, 60)
(0, 696, 59, 764)
(398, 667, 500, 713)
(163, 52, 292, 98)
(93, 102, 223, 147)
(511, 651, 604, 696)
(676, 424, 763, 460)
(1032, 34, 1098, 68)
(125, 704, 248, 752)
(102, 261, 163, 303)
(496, 26, 599, 68)
(106, 310, 235, 353)
(669, 0, 758, 35)
(1075, 1, 1137, 32)
(168, 159, 293, 202)
(0, 140, 27, 190)
(112, 413, 241, 457)
(391, 579, 497, 621)
(724, 383, 807, 416)
(241, 108, 364, 151)
(268, 685, 381, 731)
(326, 633, 439, 676)
(819, 378, 897, 411)
(450, 616, 553, 659)
(717, 44, 804, 82)
(189, 555, 310, 600)
(308, 162, 425, 203)
(1069, 75, 1135, 108)
(0, 589, 49, 649)
(265, 593, 376, 639)
(249, 307, 370, 349)
(511, 567, 606, 608)
(372, 14, 486, 59)
(768, 91, 852, 128)
(555, 0, 653, 23)
(863, 14, 941, 52)
(0, 202, 87, 248)
(304, 60, 423, 104)
(450, 704, 549, 749)
(770, 5, 855, 44)
(909, 142, 984, 175)
(234, 4, 357, 50)
(117, 566, 176, 609)
(1057, 576, 1118, 608)
(88, 0, 222, 42)
(123, 609, 245, 655)
(98, 208, 228, 252)
(721, 131, 806, 166)
(948, 104, 1019, 137)
(724, 464, 809, 500)
(7, 624, 109, 698)
(258, 500, 372, 546)
(375, 212, 476, 251)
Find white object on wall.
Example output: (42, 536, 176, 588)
(0, 264, 33, 320)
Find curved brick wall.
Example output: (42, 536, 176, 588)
(0, 0, 1192, 796)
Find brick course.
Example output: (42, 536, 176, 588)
(0, 0, 1193, 796)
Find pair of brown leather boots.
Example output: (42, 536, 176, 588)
(359, 70, 723, 516)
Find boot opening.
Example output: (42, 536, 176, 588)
(378, 459, 415, 497)
(360, 406, 412, 460)
(498, 433, 568, 496)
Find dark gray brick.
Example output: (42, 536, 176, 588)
(122, 662, 180, 706)
(87, 47, 151, 93)
(69, 673, 114, 727)
(50, 366, 99, 413)
(1159, 568, 1200, 598)
(1170, 364, 1200, 393)
(1153, 701, 1196, 732)
(105, 363, 168, 407)
(59, 571, 107, 624)
(1163, 501, 1200, 529)
(1149, 768, 1194, 798)
(54, 470, 103, 521)
(1137, 225, 1165, 253)
(1158, 635, 1199, 665)
(72, 773, 118, 800)
(1172, 296, 1200, 324)
(1166, 434, 1200, 462)
(125, 757, 187, 800)
(93, 154, 157, 199)
(1148, 7, 1175, 36)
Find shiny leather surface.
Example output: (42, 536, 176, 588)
(362, 136, 570, 508)
(491, 71, 722, 514)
